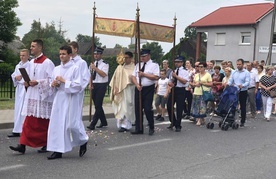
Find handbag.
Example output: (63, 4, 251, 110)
(269, 90, 276, 98)
(199, 74, 214, 102)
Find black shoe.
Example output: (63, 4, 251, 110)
(158, 117, 165, 121)
(155, 114, 161, 120)
(167, 124, 173, 130)
(47, 152, 62, 160)
(182, 113, 187, 118)
(96, 123, 108, 128)
(9, 144, 26, 154)
(87, 125, 95, 130)
(149, 129, 154, 136)
(175, 128, 181, 132)
(79, 142, 87, 157)
(240, 123, 245, 128)
(131, 130, 143, 135)
(7, 132, 20, 137)
(118, 128, 128, 132)
(37, 146, 49, 153)
(184, 115, 190, 119)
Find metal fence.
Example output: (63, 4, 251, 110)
(0, 72, 15, 99)
(0, 72, 110, 99)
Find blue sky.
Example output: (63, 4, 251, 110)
(15, 0, 271, 53)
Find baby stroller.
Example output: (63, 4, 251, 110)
(206, 86, 239, 131)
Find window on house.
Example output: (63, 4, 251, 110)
(240, 32, 251, 44)
(216, 33, 226, 45)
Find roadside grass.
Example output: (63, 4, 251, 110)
(0, 95, 111, 110)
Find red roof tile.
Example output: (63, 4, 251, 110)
(190, 3, 274, 27)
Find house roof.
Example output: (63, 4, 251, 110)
(190, 3, 274, 27)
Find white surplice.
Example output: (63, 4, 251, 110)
(109, 62, 135, 130)
(47, 60, 89, 153)
(21, 55, 55, 118)
(11, 61, 30, 133)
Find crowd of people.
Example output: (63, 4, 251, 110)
(7, 38, 276, 160)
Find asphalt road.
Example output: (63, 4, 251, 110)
(1, 115, 276, 179)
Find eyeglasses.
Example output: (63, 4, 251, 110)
(198, 66, 204, 68)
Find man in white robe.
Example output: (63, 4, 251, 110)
(68, 41, 90, 141)
(9, 39, 55, 154)
(8, 49, 30, 137)
(110, 51, 135, 132)
(47, 45, 88, 160)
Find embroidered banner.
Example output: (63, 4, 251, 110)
(140, 22, 174, 43)
(94, 17, 174, 42)
(95, 17, 135, 37)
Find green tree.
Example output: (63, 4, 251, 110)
(22, 20, 67, 65)
(0, 0, 22, 44)
(114, 44, 123, 48)
(76, 34, 102, 47)
(184, 26, 207, 41)
(142, 42, 163, 64)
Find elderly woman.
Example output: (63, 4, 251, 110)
(222, 67, 232, 88)
(259, 66, 276, 121)
(256, 65, 265, 113)
(191, 62, 213, 126)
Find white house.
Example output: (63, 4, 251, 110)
(190, 3, 276, 64)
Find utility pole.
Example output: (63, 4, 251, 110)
(266, 0, 276, 65)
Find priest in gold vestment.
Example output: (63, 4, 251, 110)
(109, 50, 135, 132)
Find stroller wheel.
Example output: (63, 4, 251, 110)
(219, 121, 222, 128)
(206, 123, 210, 129)
(210, 123, 214, 129)
(232, 122, 236, 129)
(221, 124, 225, 131)
(235, 123, 239, 129)
(224, 124, 229, 131)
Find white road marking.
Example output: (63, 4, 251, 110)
(155, 120, 193, 126)
(0, 164, 25, 172)
(210, 130, 221, 132)
(107, 138, 172, 151)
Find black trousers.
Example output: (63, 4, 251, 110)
(90, 83, 107, 127)
(183, 89, 193, 116)
(134, 85, 155, 131)
(167, 87, 186, 128)
(239, 90, 248, 124)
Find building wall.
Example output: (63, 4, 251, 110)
(197, 26, 255, 63)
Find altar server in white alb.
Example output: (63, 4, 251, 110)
(8, 49, 30, 138)
(47, 45, 88, 160)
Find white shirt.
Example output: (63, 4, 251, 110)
(132, 59, 160, 86)
(170, 66, 190, 88)
(157, 78, 169, 96)
(248, 69, 259, 88)
(92, 59, 109, 83)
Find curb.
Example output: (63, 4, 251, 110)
(0, 113, 115, 130)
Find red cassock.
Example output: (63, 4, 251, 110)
(19, 55, 51, 147)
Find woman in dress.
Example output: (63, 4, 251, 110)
(191, 62, 213, 126)
(210, 66, 224, 113)
(259, 66, 276, 121)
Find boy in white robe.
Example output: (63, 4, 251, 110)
(8, 49, 30, 137)
(47, 45, 88, 160)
